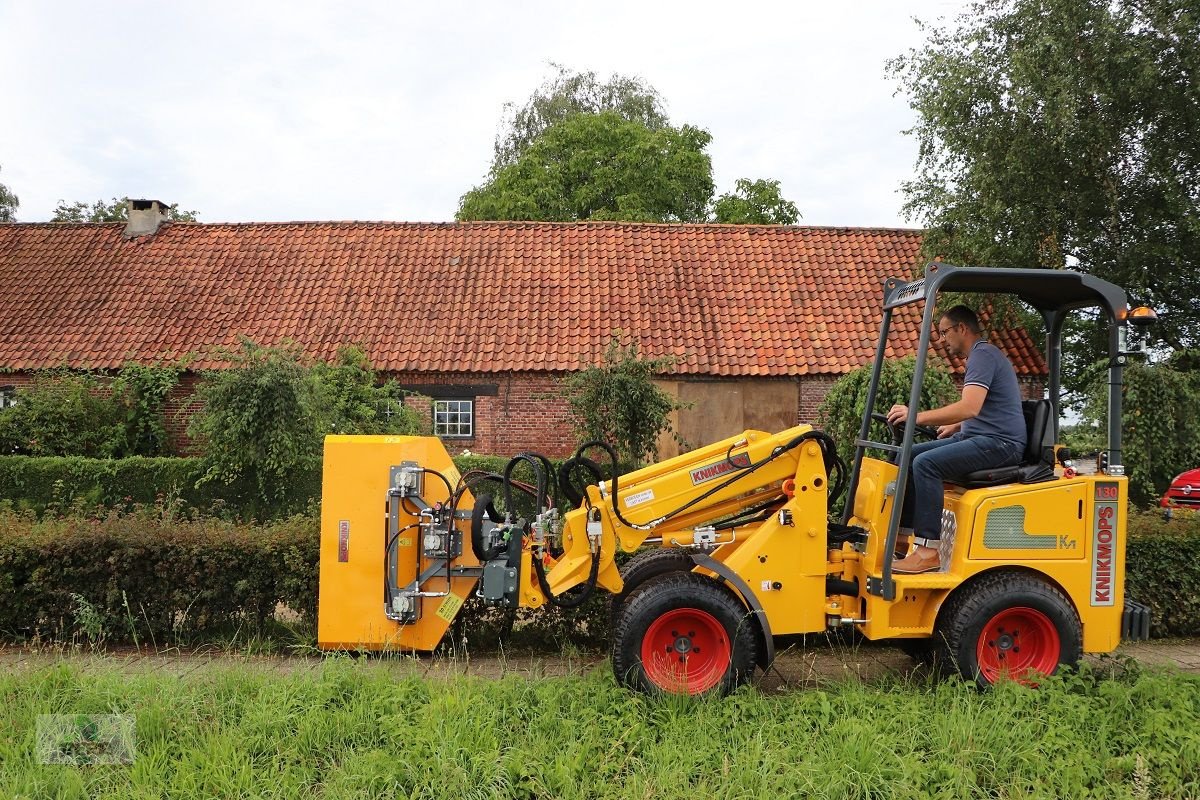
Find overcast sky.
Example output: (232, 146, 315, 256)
(0, 1, 966, 227)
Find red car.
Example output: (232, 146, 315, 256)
(1162, 467, 1200, 514)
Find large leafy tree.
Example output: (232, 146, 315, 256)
(0, 166, 17, 222)
(891, 0, 1200, 359)
(459, 111, 715, 223)
(462, 66, 799, 224)
(712, 178, 800, 225)
(492, 63, 669, 171)
(51, 197, 198, 222)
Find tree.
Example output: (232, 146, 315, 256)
(0, 166, 17, 222)
(50, 197, 199, 223)
(562, 336, 685, 468)
(188, 340, 421, 517)
(188, 340, 322, 516)
(890, 0, 1200, 363)
(713, 178, 800, 225)
(463, 65, 800, 224)
(458, 111, 715, 223)
(1078, 350, 1200, 506)
(492, 63, 669, 171)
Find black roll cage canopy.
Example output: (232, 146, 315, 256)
(840, 262, 1132, 601)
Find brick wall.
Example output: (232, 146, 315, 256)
(390, 371, 575, 458)
(798, 375, 839, 427)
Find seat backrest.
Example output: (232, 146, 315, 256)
(1021, 399, 1054, 465)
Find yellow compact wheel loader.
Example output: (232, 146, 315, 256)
(317, 263, 1155, 694)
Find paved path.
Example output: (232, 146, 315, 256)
(3, 638, 1196, 687)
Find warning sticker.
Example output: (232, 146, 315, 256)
(435, 592, 465, 622)
(624, 489, 655, 509)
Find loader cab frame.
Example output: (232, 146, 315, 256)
(841, 262, 1142, 602)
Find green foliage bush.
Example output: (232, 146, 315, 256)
(188, 340, 421, 520)
(0, 364, 181, 458)
(0, 509, 317, 644)
(562, 336, 684, 468)
(1126, 508, 1200, 637)
(817, 355, 960, 471)
(1080, 352, 1200, 506)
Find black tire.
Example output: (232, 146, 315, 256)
(610, 548, 696, 617)
(612, 572, 758, 696)
(934, 570, 1082, 688)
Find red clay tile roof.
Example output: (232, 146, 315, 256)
(0, 221, 1045, 377)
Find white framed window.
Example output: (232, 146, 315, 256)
(433, 399, 473, 438)
(0, 387, 16, 409)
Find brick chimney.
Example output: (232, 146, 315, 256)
(123, 199, 171, 239)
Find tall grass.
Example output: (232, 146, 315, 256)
(2, 658, 1197, 799)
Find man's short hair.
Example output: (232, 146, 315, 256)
(940, 305, 982, 334)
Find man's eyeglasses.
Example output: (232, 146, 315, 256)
(933, 322, 961, 340)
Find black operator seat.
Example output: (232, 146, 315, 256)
(951, 399, 1057, 489)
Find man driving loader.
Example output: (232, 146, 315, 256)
(886, 305, 1027, 573)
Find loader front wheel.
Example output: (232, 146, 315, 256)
(612, 573, 757, 696)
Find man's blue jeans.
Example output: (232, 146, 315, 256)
(899, 433, 1025, 541)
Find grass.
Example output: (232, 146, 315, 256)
(1, 656, 1199, 799)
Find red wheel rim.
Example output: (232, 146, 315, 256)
(641, 608, 732, 694)
(976, 606, 1061, 685)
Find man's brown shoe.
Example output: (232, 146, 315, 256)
(893, 546, 940, 574)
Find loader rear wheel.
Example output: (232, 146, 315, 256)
(935, 571, 1081, 688)
(612, 573, 757, 696)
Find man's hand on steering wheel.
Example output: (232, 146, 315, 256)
(878, 406, 939, 441)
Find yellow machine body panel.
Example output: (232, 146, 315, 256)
(846, 460, 1128, 653)
(317, 435, 479, 651)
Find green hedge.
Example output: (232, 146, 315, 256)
(0, 452, 622, 520)
(1, 506, 1195, 649)
(0, 455, 321, 520)
(1126, 508, 1200, 637)
(0, 510, 318, 645)
(0, 507, 608, 650)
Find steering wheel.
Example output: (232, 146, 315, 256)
(869, 412, 940, 444)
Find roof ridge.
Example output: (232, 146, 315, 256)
(0, 219, 925, 232)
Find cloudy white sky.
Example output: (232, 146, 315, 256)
(0, 1, 967, 227)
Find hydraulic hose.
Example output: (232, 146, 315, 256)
(503, 454, 548, 517)
(557, 455, 604, 508)
(531, 538, 601, 608)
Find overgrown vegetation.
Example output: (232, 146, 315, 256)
(2, 660, 1199, 798)
(187, 340, 422, 519)
(561, 336, 685, 468)
(1075, 350, 1200, 506)
(817, 355, 960, 472)
(0, 343, 423, 520)
(0, 363, 181, 458)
